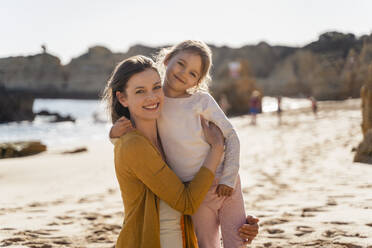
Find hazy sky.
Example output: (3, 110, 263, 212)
(1, 0, 371, 64)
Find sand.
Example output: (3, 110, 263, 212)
(1, 99, 371, 248)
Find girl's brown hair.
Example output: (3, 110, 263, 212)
(102, 55, 159, 123)
(156, 40, 212, 93)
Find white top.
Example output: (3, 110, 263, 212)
(157, 92, 240, 188)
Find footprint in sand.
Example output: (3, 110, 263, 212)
(295, 225, 314, 236)
(1, 237, 26, 246)
(326, 197, 337, 206)
(85, 223, 121, 244)
(333, 241, 364, 248)
(266, 228, 284, 234)
(327, 221, 353, 225)
(260, 218, 289, 226)
(301, 206, 325, 217)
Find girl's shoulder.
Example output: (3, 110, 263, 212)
(192, 91, 214, 104)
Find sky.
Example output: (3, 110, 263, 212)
(1, 0, 372, 64)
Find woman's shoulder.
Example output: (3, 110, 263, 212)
(115, 131, 150, 154)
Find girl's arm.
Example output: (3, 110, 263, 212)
(109, 116, 135, 144)
(199, 93, 240, 189)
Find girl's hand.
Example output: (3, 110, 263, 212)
(200, 116, 224, 150)
(239, 215, 259, 245)
(109, 116, 135, 138)
(216, 184, 233, 197)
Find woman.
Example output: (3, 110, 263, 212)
(103, 55, 258, 247)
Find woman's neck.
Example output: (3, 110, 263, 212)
(132, 118, 159, 146)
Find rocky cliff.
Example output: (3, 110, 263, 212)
(1, 31, 371, 103)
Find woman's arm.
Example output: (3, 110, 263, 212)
(115, 121, 223, 215)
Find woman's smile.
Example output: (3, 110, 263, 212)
(143, 102, 160, 111)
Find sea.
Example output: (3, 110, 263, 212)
(0, 97, 312, 148)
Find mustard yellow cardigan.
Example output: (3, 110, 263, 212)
(114, 131, 214, 248)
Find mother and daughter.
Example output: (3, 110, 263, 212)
(103, 40, 259, 248)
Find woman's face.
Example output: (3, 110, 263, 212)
(117, 69, 164, 122)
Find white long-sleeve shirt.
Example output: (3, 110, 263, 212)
(157, 92, 240, 188)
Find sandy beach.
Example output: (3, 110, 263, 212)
(1, 99, 371, 248)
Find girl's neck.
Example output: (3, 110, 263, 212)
(132, 118, 159, 146)
(163, 82, 190, 98)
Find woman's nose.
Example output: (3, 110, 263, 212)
(146, 92, 158, 100)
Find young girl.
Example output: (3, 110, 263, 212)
(111, 40, 247, 248)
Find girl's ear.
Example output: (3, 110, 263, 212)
(116, 91, 128, 107)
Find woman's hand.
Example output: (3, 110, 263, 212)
(239, 215, 259, 245)
(109, 116, 135, 138)
(200, 116, 224, 150)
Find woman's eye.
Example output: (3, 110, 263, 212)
(154, 85, 162, 90)
(135, 90, 144, 94)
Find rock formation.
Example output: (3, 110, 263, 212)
(0, 53, 66, 94)
(354, 65, 372, 164)
(212, 60, 261, 116)
(0, 86, 35, 123)
(0, 141, 47, 159)
(1, 31, 372, 116)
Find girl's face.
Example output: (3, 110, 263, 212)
(164, 51, 202, 96)
(117, 69, 163, 122)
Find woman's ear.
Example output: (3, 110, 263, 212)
(116, 91, 128, 107)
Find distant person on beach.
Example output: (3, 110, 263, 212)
(108, 41, 259, 248)
(309, 96, 318, 116)
(277, 96, 282, 125)
(249, 90, 261, 125)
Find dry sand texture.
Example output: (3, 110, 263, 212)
(1, 99, 371, 248)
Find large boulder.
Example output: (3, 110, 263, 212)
(0, 86, 35, 123)
(0, 141, 47, 159)
(354, 130, 372, 164)
(354, 65, 372, 164)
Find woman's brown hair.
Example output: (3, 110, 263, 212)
(102, 55, 159, 123)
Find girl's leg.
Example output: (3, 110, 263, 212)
(220, 175, 246, 248)
(192, 181, 223, 248)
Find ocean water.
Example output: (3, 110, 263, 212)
(0, 99, 111, 147)
(0, 97, 312, 148)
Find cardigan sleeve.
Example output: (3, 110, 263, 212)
(115, 134, 215, 215)
(199, 93, 240, 188)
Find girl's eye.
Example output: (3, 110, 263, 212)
(177, 61, 184, 67)
(135, 90, 144, 94)
(190, 72, 197, 78)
